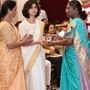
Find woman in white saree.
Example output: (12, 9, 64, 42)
(19, 0, 46, 90)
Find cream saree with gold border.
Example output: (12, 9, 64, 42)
(19, 19, 46, 90)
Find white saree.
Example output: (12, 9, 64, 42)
(19, 19, 46, 90)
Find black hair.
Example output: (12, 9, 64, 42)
(69, 0, 87, 20)
(44, 23, 55, 34)
(41, 18, 47, 21)
(15, 21, 22, 28)
(22, 0, 40, 18)
(80, 11, 87, 20)
(0, 0, 16, 20)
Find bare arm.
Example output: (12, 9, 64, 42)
(7, 34, 33, 49)
(47, 38, 73, 46)
(1, 22, 33, 49)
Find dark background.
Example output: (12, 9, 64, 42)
(40, 0, 68, 23)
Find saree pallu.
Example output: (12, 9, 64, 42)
(60, 18, 90, 90)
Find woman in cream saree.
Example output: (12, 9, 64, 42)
(19, 19, 46, 90)
(19, 1, 46, 90)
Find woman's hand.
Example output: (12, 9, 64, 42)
(6, 34, 33, 49)
(21, 34, 33, 46)
(37, 36, 47, 46)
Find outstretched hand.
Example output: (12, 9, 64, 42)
(39, 36, 53, 46)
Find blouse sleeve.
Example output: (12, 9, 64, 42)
(65, 22, 76, 39)
(1, 22, 14, 43)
